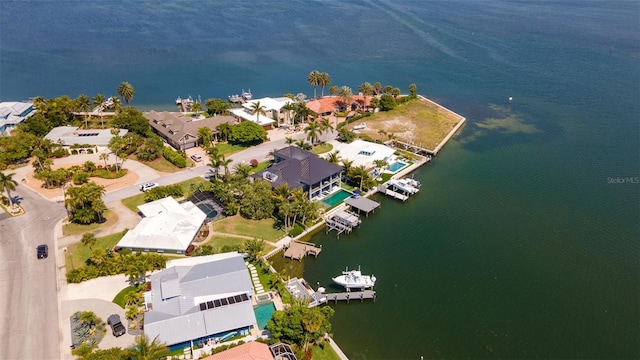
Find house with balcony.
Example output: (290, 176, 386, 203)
(252, 146, 342, 200)
(229, 97, 293, 128)
(145, 111, 235, 151)
(0, 101, 36, 135)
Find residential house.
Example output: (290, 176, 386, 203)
(306, 95, 372, 117)
(0, 101, 36, 134)
(44, 126, 128, 147)
(145, 111, 235, 151)
(143, 253, 257, 348)
(115, 197, 206, 253)
(331, 139, 396, 169)
(251, 146, 342, 200)
(201, 341, 297, 360)
(229, 97, 293, 128)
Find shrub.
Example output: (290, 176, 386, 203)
(143, 184, 183, 201)
(288, 223, 304, 237)
(250, 159, 258, 167)
(379, 94, 397, 111)
(162, 147, 187, 168)
(73, 172, 90, 185)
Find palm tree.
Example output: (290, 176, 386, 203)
(409, 83, 417, 95)
(384, 85, 393, 94)
(117, 81, 135, 105)
(295, 139, 312, 151)
(233, 162, 253, 180)
(337, 86, 353, 110)
(285, 136, 294, 145)
(326, 151, 340, 164)
(329, 85, 339, 96)
(349, 165, 370, 190)
(0, 172, 18, 209)
(319, 118, 333, 142)
(293, 102, 312, 125)
(392, 87, 401, 98)
(133, 334, 169, 360)
(307, 70, 321, 99)
(111, 96, 121, 111)
(99, 153, 109, 168)
(341, 159, 353, 182)
(76, 94, 91, 129)
(250, 101, 267, 123)
(281, 102, 297, 126)
(198, 127, 213, 147)
(216, 122, 232, 142)
(93, 93, 106, 128)
(192, 101, 202, 116)
(319, 72, 331, 97)
(378, 129, 387, 142)
(219, 156, 233, 179)
(373, 82, 383, 95)
(305, 120, 321, 146)
(81, 232, 97, 249)
(358, 82, 374, 110)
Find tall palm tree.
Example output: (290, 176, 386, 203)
(99, 153, 109, 168)
(76, 94, 91, 129)
(329, 85, 339, 96)
(93, 93, 106, 128)
(305, 120, 321, 146)
(373, 82, 382, 95)
(117, 81, 135, 106)
(0, 172, 18, 209)
(349, 165, 370, 190)
(219, 156, 233, 179)
(378, 129, 387, 142)
(281, 102, 297, 126)
(337, 86, 353, 109)
(409, 83, 417, 95)
(293, 102, 311, 125)
(358, 82, 374, 110)
(307, 70, 321, 99)
(133, 335, 169, 360)
(250, 101, 267, 123)
(341, 159, 353, 182)
(198, 127, 213, 147)
(319, 72, 331, 97)
(216, 122, 232, 142)
(319, 118, 333, 142)
(326, 151, 340, 164)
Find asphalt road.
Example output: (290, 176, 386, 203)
(0, 188, 66, 360)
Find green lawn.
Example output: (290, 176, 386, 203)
(311, 143, 333, 154)
(212, 215, 285, 242)
(216, 142, 249, 157)
(137, 156, 183, 173)
(65, 232, 125, 272)
(112, 286, 136, 309)
(312, 343, 341, 360)
(121, 177, 208, 213)
(62, 210, 118, 236)
(202, 235, 246, 251)
(250, 160, 272, 174)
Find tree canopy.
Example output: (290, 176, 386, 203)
(228, 121, 267, 145)
(205, 98, 229, 115)
(266, 303, 334, 350)
(111, 107, 151, 136)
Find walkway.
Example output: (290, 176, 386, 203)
(245, 263, 264, 294)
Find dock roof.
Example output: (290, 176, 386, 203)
(344, 196, 380, 213)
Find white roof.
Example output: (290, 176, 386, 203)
(229, 108, 276, 126)
(116, 197, 206, 252)
(0, 101, 36, 131)
(332, 139, 397, 168)
(242, 97, 292, 112)
(44, 126, 128, 146)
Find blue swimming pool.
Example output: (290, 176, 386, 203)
(254, 302, 276, 329)
(322, 189, 353, 207)
(388, 161, 406, 172)
(197, 203, 218, 220)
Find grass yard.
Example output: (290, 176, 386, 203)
(121, 177, 208, 213)
(112, 286, 136, 309)
(311, 143, 333, 154)
(64, 231, 125, 272)
(251, 160, 272, 174)
(216, 142, 249, 157)
(62, 210, 118, 236)
(201, 235, 246, 252)
(353, 97, 463, 150)
(137, 155, 183, 173)
(312, 343, 342, 360)
(212, 215, 285, 242)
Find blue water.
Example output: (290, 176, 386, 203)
(1, 1, 638, 359)
(387, 162, 406, 173)
(254, 302, 276, 330)
(322, 189, 353, 207)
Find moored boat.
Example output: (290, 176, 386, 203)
(332, 266, 376, 289)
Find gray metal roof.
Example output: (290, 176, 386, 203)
(253, 146, 342, 189)
(44, 126, 128, 146)
(344, 196, 380, 213)
(144, 253, 256, 346)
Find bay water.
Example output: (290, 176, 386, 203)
(1, 1, 638, 358)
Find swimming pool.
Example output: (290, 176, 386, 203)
(197, 203, 218, 220)
(254, 302, 276, 329)
(322, 189, 353, 207)
(388, 161, 406, 173)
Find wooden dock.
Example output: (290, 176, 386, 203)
(322, 290, 376, 304)
(284, 240, 321, 261)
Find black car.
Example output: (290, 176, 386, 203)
(107, 314, 126, 337)
(37, 244, 48, 259)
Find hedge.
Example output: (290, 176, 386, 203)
(163, 147, 187, 168)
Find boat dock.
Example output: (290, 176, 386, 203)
(325, 209, 361, 237)
(323, 290, 376, 304)
(378, 178, 420, 202)
(283, 240, 321, 261)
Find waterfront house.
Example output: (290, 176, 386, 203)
(306, 95, 372, 117)
(331, 139, 396, 169)
(0, 101, 36, 135)
(201, 341, 298, 360)
(229, 97, 293, 128)
(144, 253, 257, 348)
(44, 126, 128, 148)
(145, 111, 235, 151)
(252, 146, 342, 200)
(115, 197, 206, 254)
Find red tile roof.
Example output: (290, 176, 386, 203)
(307, 95, 372, 115)
(201, 342, 273, 360)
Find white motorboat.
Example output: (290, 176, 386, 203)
(332, 267, 376, 289)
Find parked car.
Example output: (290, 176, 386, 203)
(139, 182, 159, 192)
(37, 244, 48, 259)
(107, 314, 126, 337)
(190, 154, 202, 162)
